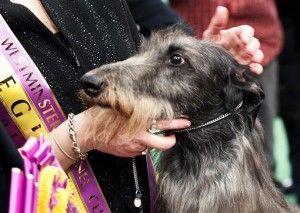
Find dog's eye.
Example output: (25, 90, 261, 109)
(169, 54, 185, 65)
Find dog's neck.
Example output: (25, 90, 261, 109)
(173, 111, 243, 162)
(157, 108, 289, 213)
(174, 101, 243, 134)
(160, 104, 248, 184)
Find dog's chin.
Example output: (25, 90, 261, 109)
(78, 90, 110, 108)
(95, 102, 112, 109)
(87, 100, 112, 110)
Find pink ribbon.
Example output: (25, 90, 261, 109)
(1, 14, 157, 213)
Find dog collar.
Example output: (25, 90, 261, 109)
(173, 101, 244, 133)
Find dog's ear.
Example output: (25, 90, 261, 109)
(223, 65, 264, 119)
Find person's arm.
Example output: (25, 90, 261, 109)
(47, 111, 90, 170)
(47, 108, 191, 170)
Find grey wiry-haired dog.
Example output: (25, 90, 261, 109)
(80, 27, 291, 212)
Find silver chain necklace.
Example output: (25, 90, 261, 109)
(174, 101, 243, 133)
(132, 157, 143, 209)
(130, 102, 243, 210)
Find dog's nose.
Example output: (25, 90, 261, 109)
(80, 74, 105, 97)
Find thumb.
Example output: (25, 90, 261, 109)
(205, 6, 229, 36)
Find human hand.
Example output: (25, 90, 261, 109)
(202, 6, 264, 75)
(47, 109, 191, 169)
(92, 119, 191, 157)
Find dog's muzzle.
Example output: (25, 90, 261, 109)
(80, 73, 106, 97)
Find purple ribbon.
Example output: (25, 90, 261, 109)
(70, 161, 111, 213)
(0, 15, 65, 132)
(19, 137, 76, 213)
(0, 101, 26, 147)
(9, 168, 24, 213)
(146, 154, 157, 213)
(1, 14, 158, 212)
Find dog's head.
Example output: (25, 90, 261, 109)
(80, 27, 263, 141)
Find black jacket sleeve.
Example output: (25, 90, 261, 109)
(126, 0, 190, 36)
(0, 121, 24, 213)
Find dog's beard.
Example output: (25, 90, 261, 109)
(79, 89, 175, 144)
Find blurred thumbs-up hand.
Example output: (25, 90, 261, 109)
(203, 6, 264, 75)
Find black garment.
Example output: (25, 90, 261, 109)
(0, 0, 180, 212)
(127, 0, 192, 36)
(277, 0, 300, 202)
(1, 0, 140, 114)
(127, 0, 182, 36)
(0, 121, 23, 213)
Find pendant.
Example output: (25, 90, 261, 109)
(134, 197, 142, 208)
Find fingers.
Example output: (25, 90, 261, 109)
(232, 50, 263, 75)
(96, 118, 190, 157)
(97, 137, 148, 158)
(124, 119, 190, 155)
(155, 119, 191, 130)
(223, 27, 256, 51)
(135, 132, 176, 150)
(234, 27, 264, 64)
(223, 25, 254, 45)
(251, 49, 264, 63)
(229, 41, 262, 65)
(102, 132, 176, 158)
(219, 29, 242, 50)
(233, 35, 264, 74)
(239, 25, 255, 44)
(222, 25, 264, 74)
(245, 38, 260, 56)
(205, 8, 264, 74)
(249, 63, 263, 75)
(204, 6, 229, 37)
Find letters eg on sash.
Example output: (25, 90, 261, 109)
(0, 15, 107, 213)
(0, 50, 48, 137)
(0, 14, 157, 213)
(0, 16, 65, 134)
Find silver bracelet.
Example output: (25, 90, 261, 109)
(68, 113, 88, 161)
(50, 132, 77, 161)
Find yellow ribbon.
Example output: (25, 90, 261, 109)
(0, 20, 87, 211)
(52, 188, 69, 213)
(0, 51, 87, 213)
(0, 51, 48, 138)
(37, 166, 82, 213)
(66, 175, 88, 213)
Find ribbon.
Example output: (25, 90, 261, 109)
(0, 101, 26, 147)
(0, 14, 157, 213)
(0, 50, 48, 137)
(69, 161, 111, 212)
(9, 168, 24, 213)
(146, 154, 157, 213)
(0, 15, 65, 132)
(10, 136, 81, 213)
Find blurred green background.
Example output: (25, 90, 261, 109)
(274, 117, 296, 203)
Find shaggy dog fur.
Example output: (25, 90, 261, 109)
(80, 27, 291, 213)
